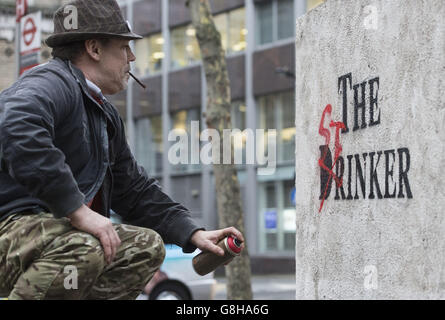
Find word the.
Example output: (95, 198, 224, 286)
(338, 73, 380, 133)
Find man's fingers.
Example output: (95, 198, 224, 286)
(109, 228, 121, 263)
(221, 227, 244, 243)
(99, 232, 113, 264)
(108, 231, 117, 264)
(204, 241, 225, 256)
(68, 205, 121, 265)
(113, 229, 121, 248)
(191, 228, 246, 258)
(107, 228, 122, 264)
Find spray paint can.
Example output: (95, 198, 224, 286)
(192, 236, 242, 276)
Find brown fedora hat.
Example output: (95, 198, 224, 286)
(46, 0, 142, 48)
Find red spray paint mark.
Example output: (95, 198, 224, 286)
(318, 104, 346, 212)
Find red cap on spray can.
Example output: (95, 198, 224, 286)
(226, 236, 242, 255)
(192, 236, 243, 276)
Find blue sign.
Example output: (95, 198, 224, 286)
(291, 187, 296, 206)
(265, 210, 277, 229)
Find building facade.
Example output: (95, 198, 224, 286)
(110, 0, 324, 274)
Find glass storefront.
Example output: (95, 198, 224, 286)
(258, 177, 296, 252)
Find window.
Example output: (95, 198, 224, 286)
(170, 25, 201, 69)
(263, 182, 278, 251)
(170, 108, 201, 173)
(283, 179, 296, 251)
(226, 7, 247, 54)
(255, 0, 294, 46)
(257, 91, 295, 163)
(258, 179, 296, 252)
(255, 1, 273, 46)
(277, 0, 294, 39)
(169, 7, 246, 69)
(134, 33, 164, 76)
(231, 100, 246, 131)
(134, 116, 163, 176)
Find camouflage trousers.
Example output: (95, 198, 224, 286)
(0, 212, 165, 300)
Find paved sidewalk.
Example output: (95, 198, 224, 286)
(214, 274, 296, 300)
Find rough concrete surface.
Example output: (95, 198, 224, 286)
(294, 0, 445, 299)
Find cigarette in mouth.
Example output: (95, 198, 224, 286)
(129, 71, 146, 89)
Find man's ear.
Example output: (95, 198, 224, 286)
(84, 39, 101, 61)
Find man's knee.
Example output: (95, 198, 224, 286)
(117, 224, 164, 261)
(132, 228, 165, 269)
(149, 230, 166, 269)
(7, 232, 105, 300)
(52, 231, 105, 277)
(137, 230, 165, 287)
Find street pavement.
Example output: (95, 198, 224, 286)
(213, 274, 296, 300)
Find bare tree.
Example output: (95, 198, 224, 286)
(186, 0, 253, 300)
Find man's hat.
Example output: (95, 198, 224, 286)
(45, 0, 142, 48)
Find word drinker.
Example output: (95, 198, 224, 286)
(319, 73, 413, 211)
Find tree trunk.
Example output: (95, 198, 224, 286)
(187, 0, 253, 300)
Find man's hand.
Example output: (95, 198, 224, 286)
(68, 204, 121, 264)
(190, 227, 245, 257)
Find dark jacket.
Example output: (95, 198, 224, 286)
(0, 58, 202, 252)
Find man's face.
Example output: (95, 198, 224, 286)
(97, 38, 136, 95)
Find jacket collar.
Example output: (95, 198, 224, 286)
(57, 58, 117, 138)
(58, 58, 107, 111)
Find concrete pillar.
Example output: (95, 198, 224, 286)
(294, 0, 445, 299)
